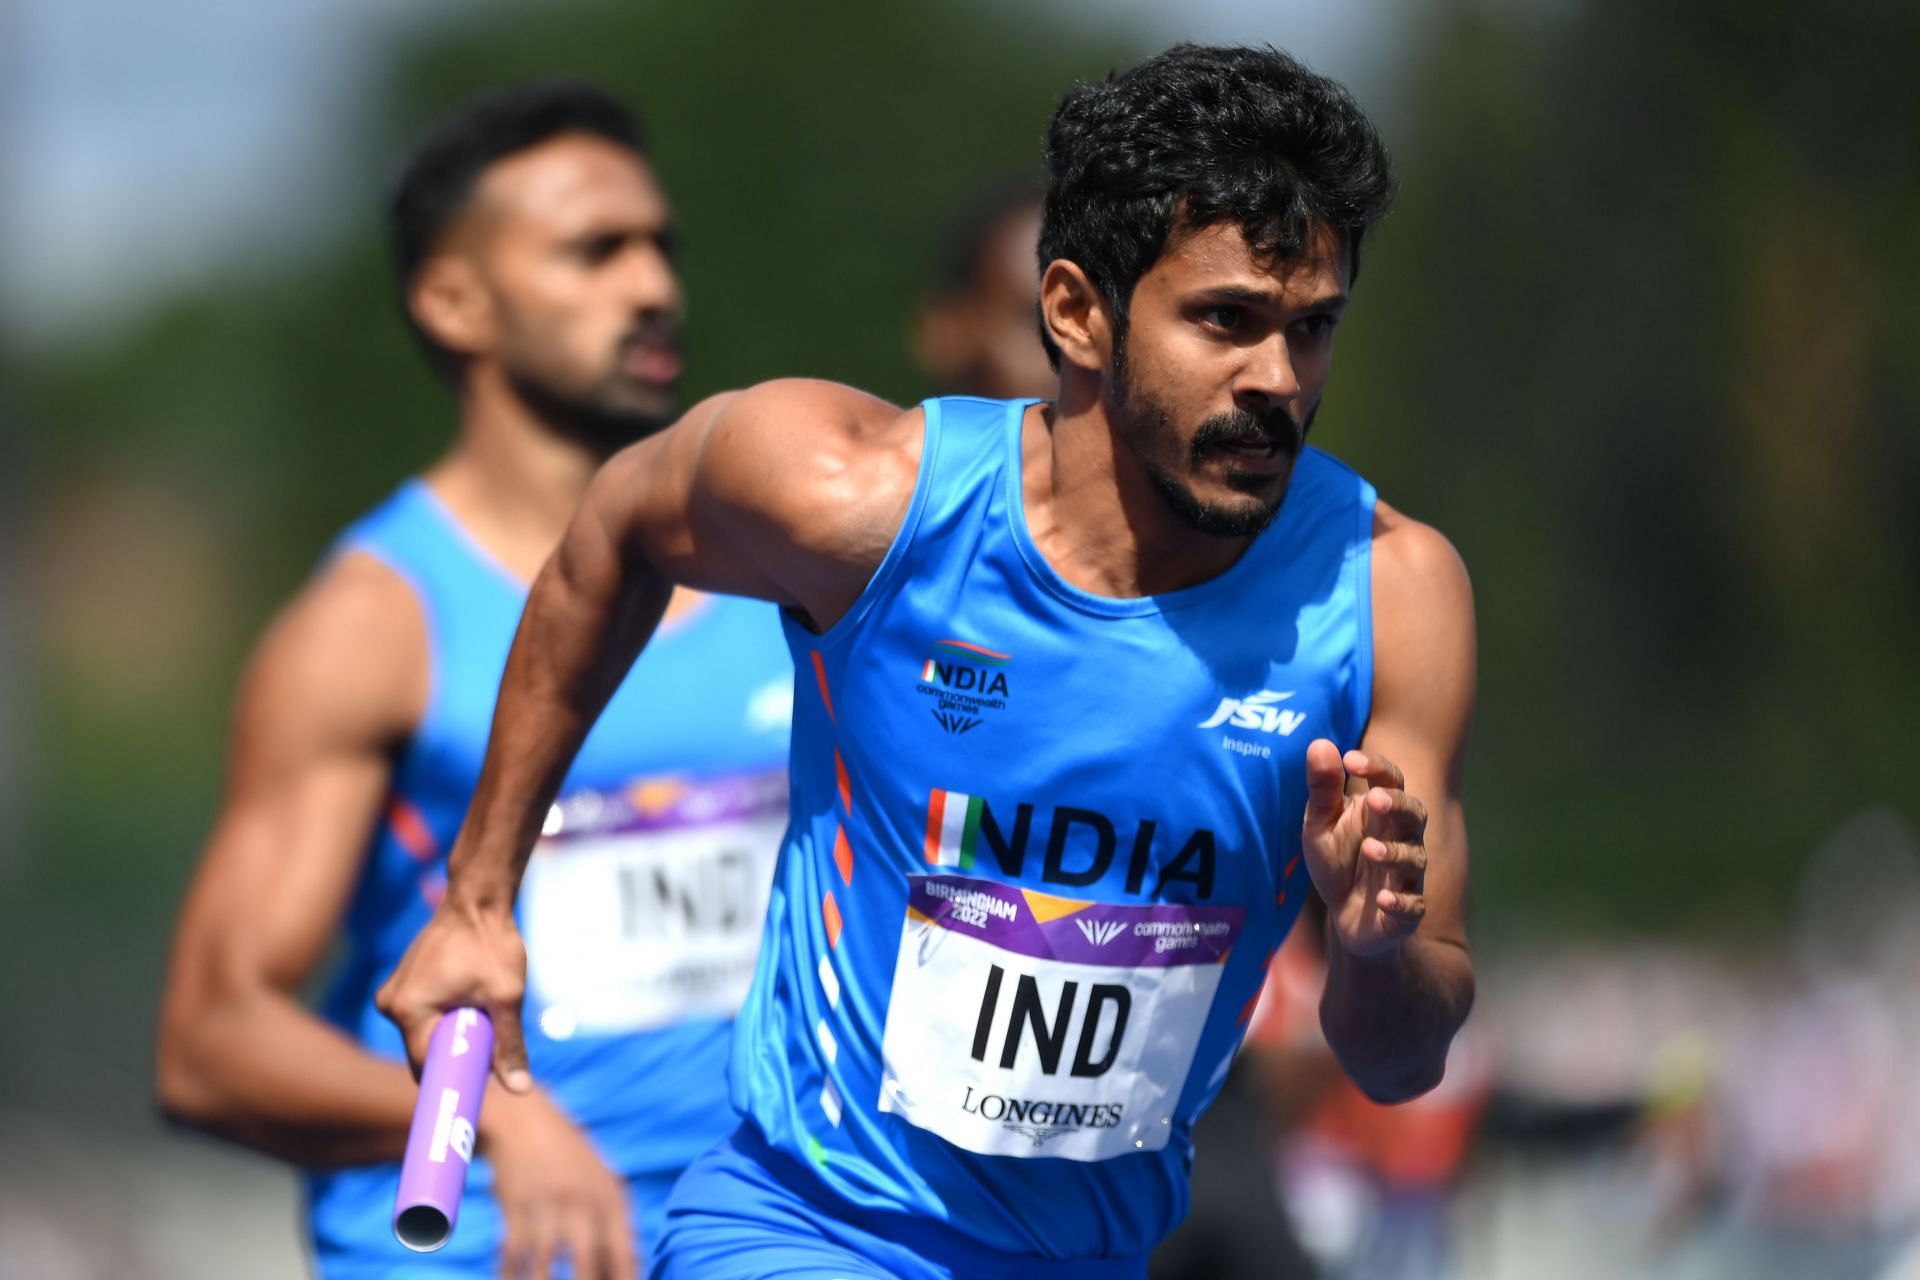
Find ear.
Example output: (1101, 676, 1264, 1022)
(1038, 259, 1111, 374)
(408, 255, 496, 360)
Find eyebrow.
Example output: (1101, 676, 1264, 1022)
(565, 217, 678, 246)
(1196, 285, 1348, 313)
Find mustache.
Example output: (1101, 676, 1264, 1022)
(618, 315, 682, 354)
(1188, 406, 1303, 460)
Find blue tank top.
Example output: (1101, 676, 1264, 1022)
(305, 481, 794, 1270)
(731, 397, 1375, 1260)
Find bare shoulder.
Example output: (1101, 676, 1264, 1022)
(697, 378, 920, 526)
(615, 378, 923, 627)
(1371, 499, 1473, 615)
(709, 377, 913, 442)
(232, 550, 427, 764)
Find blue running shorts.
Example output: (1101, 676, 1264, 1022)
(654, 1125, 1148, 1280)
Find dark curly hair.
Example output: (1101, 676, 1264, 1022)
(1037, 44, 1395, 368)
(389, 81, 647, 380)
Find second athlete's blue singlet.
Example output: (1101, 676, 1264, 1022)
(306, 481, 794, 1277)
(658, 397, 1376, 1276)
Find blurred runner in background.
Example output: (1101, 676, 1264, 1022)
(1245, 913, 1494, 1280)
(912, 183, 1054, 402)
(156, 81, 792, 1280)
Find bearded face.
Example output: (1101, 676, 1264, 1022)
(498, 305, 682, 452)
(1097, 218, 1349, 539)
(464, 134, 687, 452)
(1112, 340, 1312, 538)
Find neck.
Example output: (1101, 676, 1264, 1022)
(1022, 374, 1251, 598)
(422, 365, 609, 582)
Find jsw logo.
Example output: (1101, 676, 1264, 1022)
(1074, 919, 1126, 947)
(1199, 689, 1305, 736)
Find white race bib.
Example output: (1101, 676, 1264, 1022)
(878, 875, 1243, 1161)
(522, 773, 785, 1037)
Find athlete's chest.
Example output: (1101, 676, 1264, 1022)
(825, 581, 1343, 906)
(824, 581, 1338, 1162)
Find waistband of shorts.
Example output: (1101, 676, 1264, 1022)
(728, 1121, 1149, 1278)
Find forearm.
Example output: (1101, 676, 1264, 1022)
(158, 986, 419, 1166)
(451, 498, 671, 906)
(1319, 932, 1474, 1104)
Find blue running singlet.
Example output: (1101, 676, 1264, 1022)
(660, 397, 1376, 1272)
(306, 481, 794, 1277)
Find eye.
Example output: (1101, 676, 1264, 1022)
(1200, 305, 1243, 333)
(577, 233, 625, 265)
(1294, 313, 1339, 339)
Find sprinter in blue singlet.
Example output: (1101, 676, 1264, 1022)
(381, 46, 1479, 1279)
(157, 83, 790, 1278)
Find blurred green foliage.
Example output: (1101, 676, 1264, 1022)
(1325, 0, 1920, 933)
(6, 0, 1917, 1113)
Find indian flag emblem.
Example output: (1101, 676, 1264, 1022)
(921, 640, 1011, 683)
(931, 640, 1010, 666)
(925, 788, 985, 869)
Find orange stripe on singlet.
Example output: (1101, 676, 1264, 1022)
(1278, 855, 1302, 904)
(810, 651, 835, 721)
(834, 828, 854, 886)
(812, 654, 857, 885)
(822, 891, 844, 949)
(923, 789, 947, 866)
(388, 798, 437, 861)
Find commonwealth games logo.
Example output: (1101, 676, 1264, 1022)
(914, 639, 1013, 736)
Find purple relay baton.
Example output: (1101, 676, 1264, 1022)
(393, 1007, 493, 1252)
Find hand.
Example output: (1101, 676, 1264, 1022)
(482, 1088, 639, 1280)
(375, 897, 533, 1092)
(1301, 739, 1429, 958)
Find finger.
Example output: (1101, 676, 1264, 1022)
(499, 1202, 531, 1280)
(572, 1196, 635, 1280)
(1373, 887, 1427, 922)
(601, 1197, 639, 1280)
(1343, 749, 1405, 792)
(608, 1233, 639, 1280)
(555, 1205, 600, 1280)
(522, 1204, 559, 1280)
(1363, 787, 1429, 841)
(374, 974, 435, 1080)
(501, 1202, 548, 1280)
(1361, 837, 1428, 877)
(1304, 739, 1350, 833)
(1363, 839, 1427, 902)
(492, 1001, 534, 1094)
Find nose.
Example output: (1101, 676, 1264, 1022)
(626, 242, 682, 317)
(1233, 333, 1300, 414)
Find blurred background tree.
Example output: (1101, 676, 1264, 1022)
(1325, 0, 1920, 935)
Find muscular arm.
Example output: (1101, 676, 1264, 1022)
(382, 379, 918, 1080)
(1317, 502, 1477, 1103)
(155, 553, 427, 1164)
